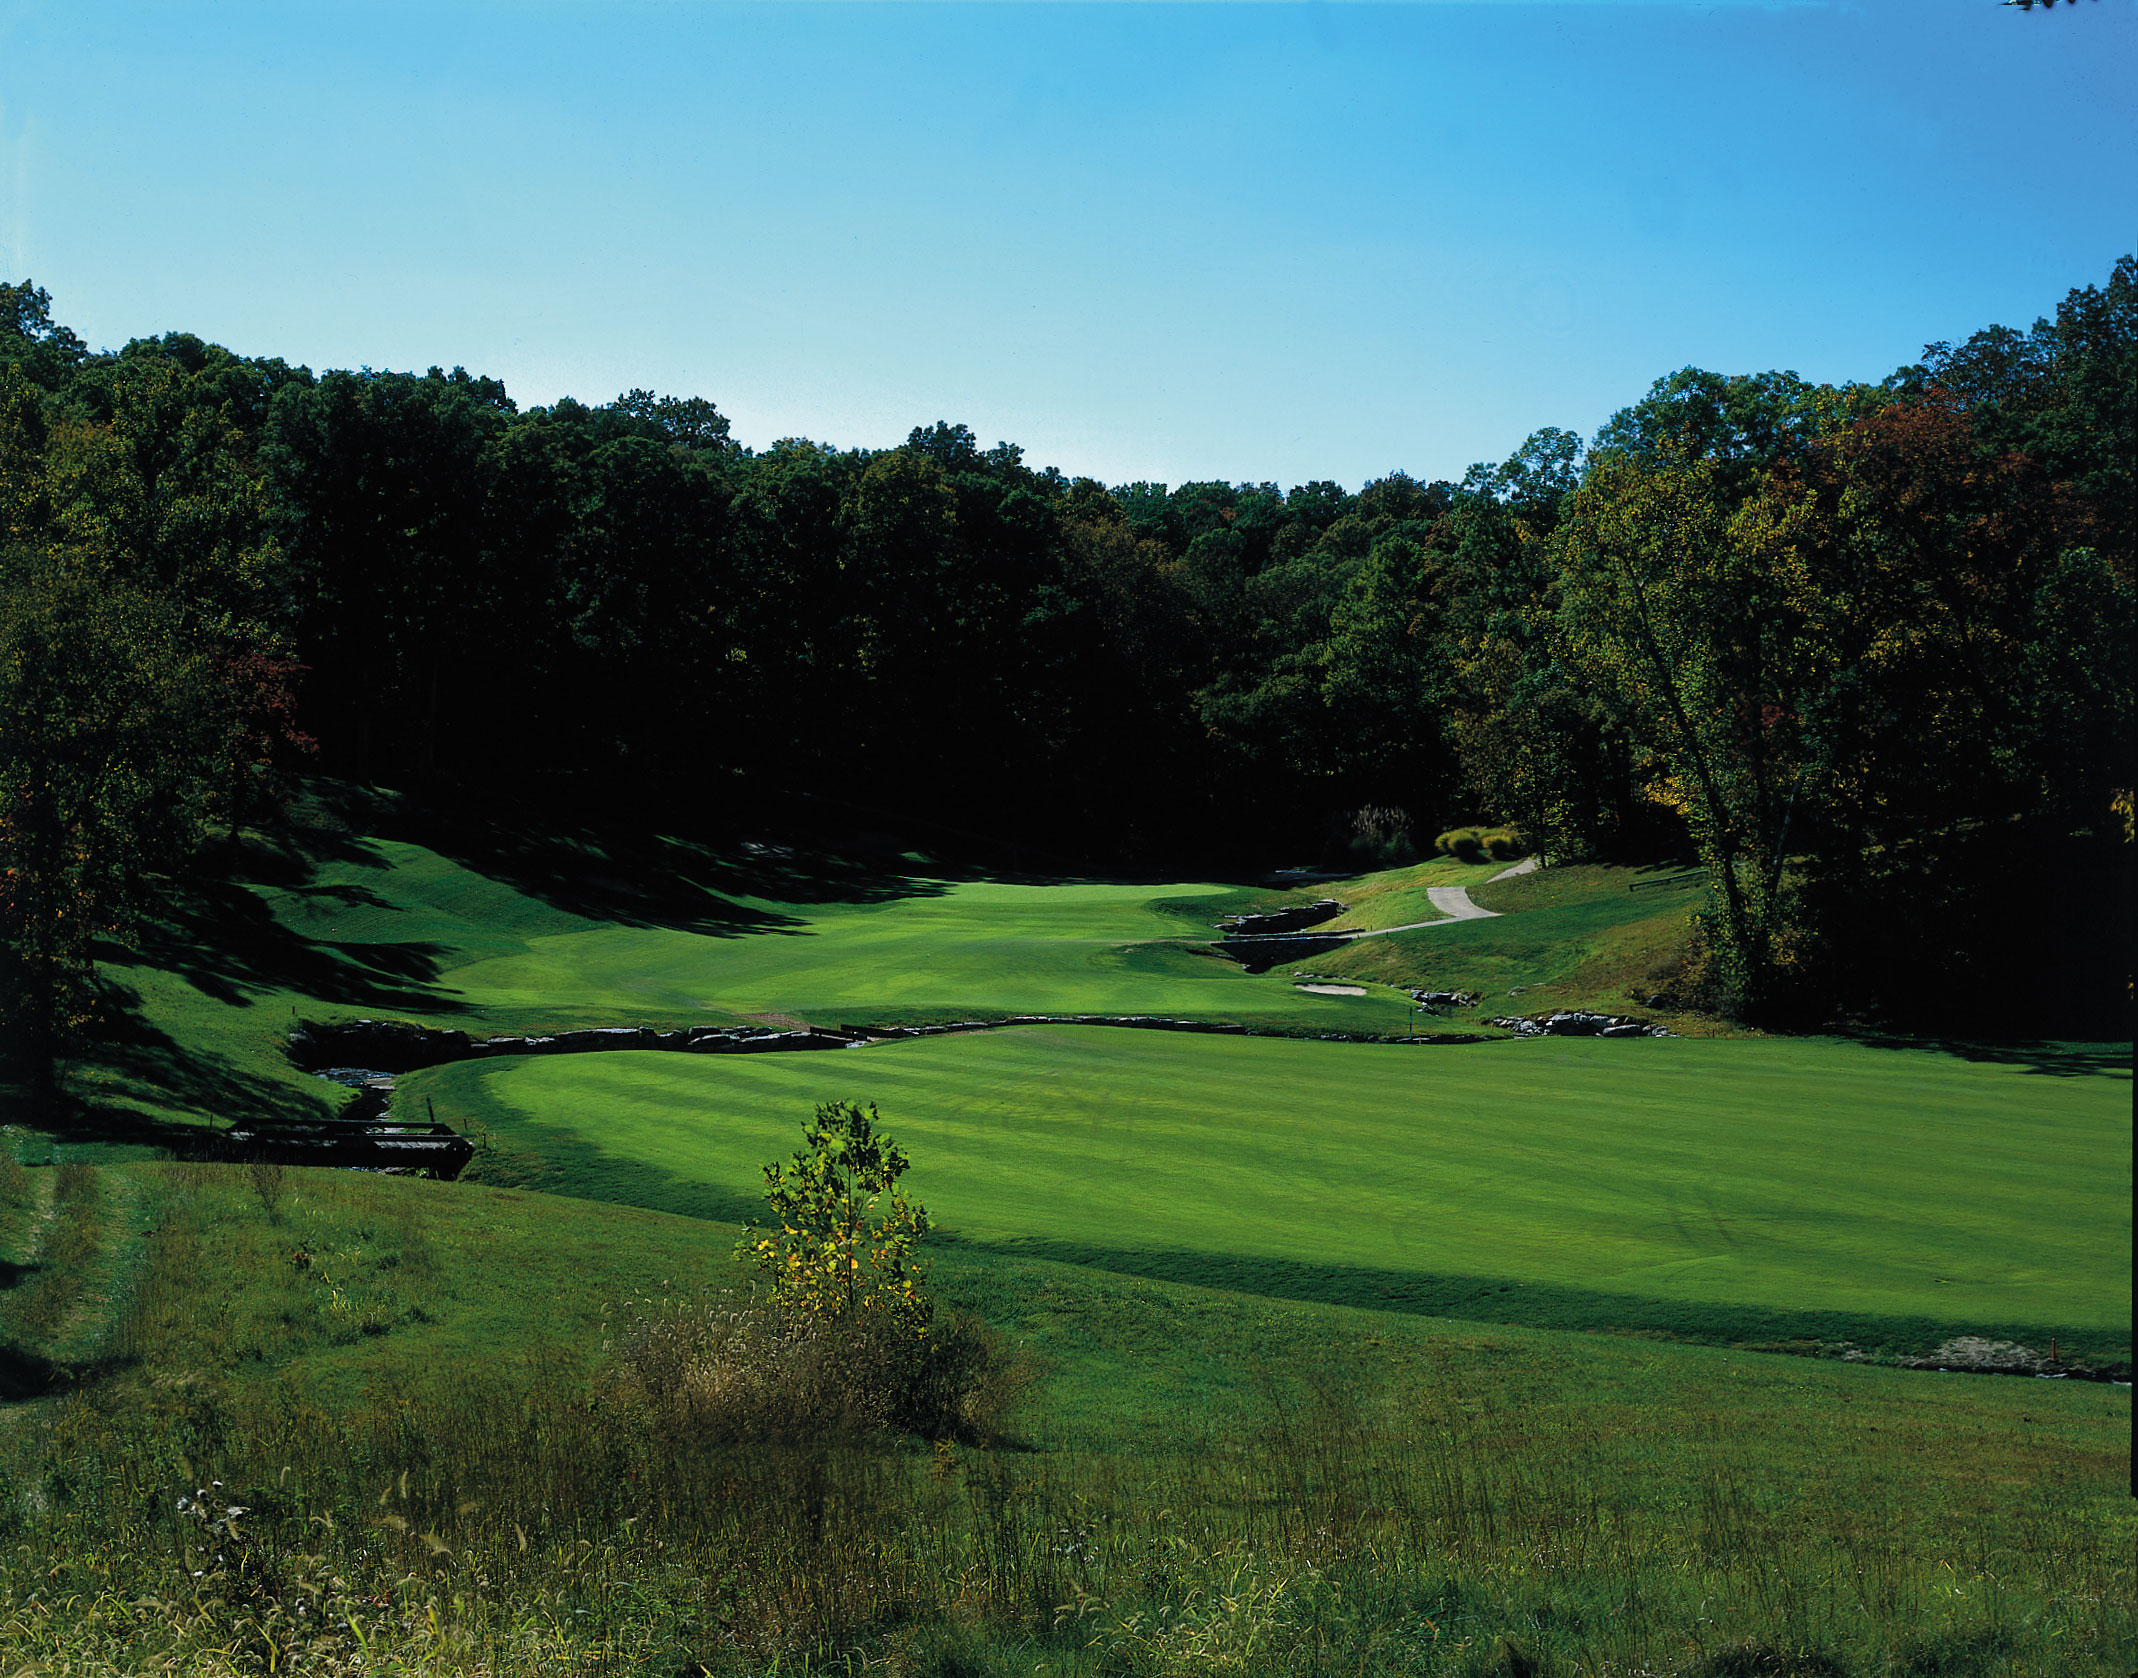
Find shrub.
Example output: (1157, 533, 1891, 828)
(740, 1100, 932, 1335)
(1436, 825, 1528, 863)
(1342, 806, 1417, 870)
(714, 1101, 1033, 1443)
(607, 1295, 885, 1443)
(894, 1308, 1036, 1444)
(606, 1294, 1031, 1446)
(247, 1158, 287, 1225)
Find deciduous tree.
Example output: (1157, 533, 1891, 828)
(0, 563, 219, 1093)
(741, 1101, 933, 1336)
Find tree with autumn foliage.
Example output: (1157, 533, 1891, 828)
(0, 258, 2126, 1042)
(1727, 389, 2133, 1023)
(1549, 346, 2132, 1023)
(0, 300, 307, 1097)
(1557, 454, 1766, 1002)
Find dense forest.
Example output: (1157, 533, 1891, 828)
(1, 260, 2131, 1067)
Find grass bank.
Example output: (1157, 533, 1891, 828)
(1313, 855, 1513, 932)
(1304, 862, 1712, 1024)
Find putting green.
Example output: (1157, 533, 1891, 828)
(424, 1027, 2131, 1352)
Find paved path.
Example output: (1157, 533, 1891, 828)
(1219, 883, 1501, 944)
(1329, 885, 1501, 939)
(1489, 856, 1539, 881)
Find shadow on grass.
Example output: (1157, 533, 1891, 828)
(61, 978, 333, 1144)
(956, 1237, 2131, 1373)
(381, 796, 967, 940)
(207, 775, 1296, 965)
(1214, 933, 1353, 975)
(1846, 1035, 2132, 1079)
(117, 867, 460, 1019)
(0, 1345, 72, 1401)
(455, 1100, 763, 1230)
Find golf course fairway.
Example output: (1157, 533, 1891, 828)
(267, 839, 1425, 1031)
(422, 1027, 2130, 1359)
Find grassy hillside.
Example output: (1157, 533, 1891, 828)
(1309, 861, 1712, 1022)
(0, 1158, 2128, 1675)
(418, 1028, 2131, 1366)
(72, 814, 1733, 1151)
(1313, 854, 1512, 931)
(15, 806, 2128, 1670)
(62, 814, 2132, 1374)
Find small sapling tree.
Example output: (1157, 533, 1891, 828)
(740, 1100, 933, 1337)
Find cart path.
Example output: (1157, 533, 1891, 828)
(1219, 884, 1500, 944)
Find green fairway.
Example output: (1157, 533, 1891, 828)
(418, 1027, 2131, 1362)
(86, 826, 1755, 1147)
(88, 835, 1463, 1134)
(427, 865, 1401, 1028)
(78, 818, 2134, 1375)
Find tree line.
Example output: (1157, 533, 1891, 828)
(1, 260, 2130, 1068)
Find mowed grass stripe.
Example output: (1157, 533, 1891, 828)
(424, 1030, 2130, 1352)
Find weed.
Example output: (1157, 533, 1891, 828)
(607, 1292, 1033, 1446)
(1683, 1641, 1849, 1677)
(0, 1138, 30, 1208)
(247, 1156, 288, 1224)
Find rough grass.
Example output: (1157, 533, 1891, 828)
(415, 1028, 2132, 1369)
(0, 1156, 159, 1389)
(0, 1164, 2128, 1676)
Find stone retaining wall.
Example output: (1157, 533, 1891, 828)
(287, 1013, 1497, 1075)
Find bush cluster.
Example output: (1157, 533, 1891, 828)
(1434, 825, 1527, 863)
(1330, 805, 1418, 870)
(605, 1292, 1033, 1447)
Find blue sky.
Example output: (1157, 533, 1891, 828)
(2, 2, 2132, 487)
